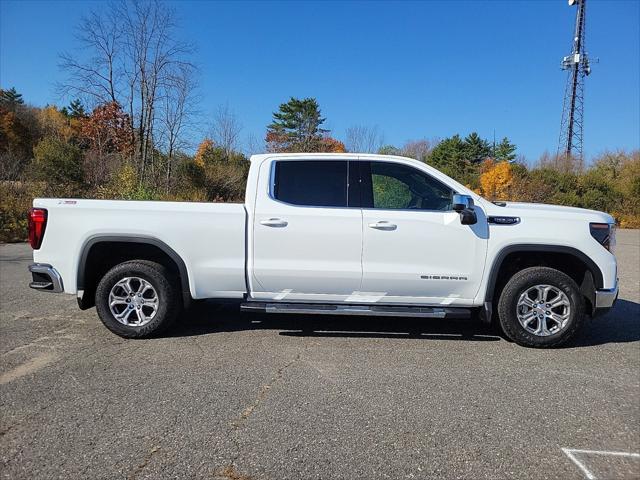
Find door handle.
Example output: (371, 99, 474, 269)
(260, 218, 288, 228)
(368, 221, 397, 231)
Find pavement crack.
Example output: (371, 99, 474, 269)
(220, 351, 301, 478)
(127, 445, 161, 480)
(231, 352, 301, 428)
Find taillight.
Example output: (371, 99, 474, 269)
(589, 222, 615, 252)
(28, 208, 47, 249)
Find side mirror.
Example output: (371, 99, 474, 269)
(452, 194, 474, 212)
(452, 194, 477, 225)
(460, 208, 477, 225)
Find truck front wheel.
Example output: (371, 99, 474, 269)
(95, 260, 181, 338)
(497, 266, 585, 348)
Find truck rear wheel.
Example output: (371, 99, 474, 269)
(95, 260, 181, 338)
(497, 266, 585, 348)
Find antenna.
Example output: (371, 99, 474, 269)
(558, 0, 592, 163)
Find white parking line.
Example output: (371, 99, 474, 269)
(562, 448, 640, 480)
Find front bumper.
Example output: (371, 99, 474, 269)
(28, 263, 64, 293)
(593, 279, 618, 315)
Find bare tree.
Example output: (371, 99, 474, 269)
(401, 139, 432, 162)
(119, 0, 195, 179)
(59, 8, 121, 105)
(210, 103, 242, 156)
(158, 63, 198, 191)
(60, 0, 197, 185)
(537, 150, 583, 173)
(245, 131, 265, 157)
(345, 125, 384, 153)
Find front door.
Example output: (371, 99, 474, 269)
(251, 159, 363, 302)
(359, 161, 488, 305)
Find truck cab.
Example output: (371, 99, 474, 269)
(247, 154, 488, 306)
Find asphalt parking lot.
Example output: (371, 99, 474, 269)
(1, 230, 639, 480)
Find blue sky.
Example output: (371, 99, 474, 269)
(1, 0, 639, 162)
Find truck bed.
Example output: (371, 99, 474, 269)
(33, 199, 248, 299)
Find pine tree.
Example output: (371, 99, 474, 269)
(266, 97, 328, 152)
(494, 137, 517, 162)
(427, 133, 493, 187)
(463, 132, 492, 163)
(0, 87, 24, 109)
(61, 99, 87, 118)
(427, 135, 470, 182)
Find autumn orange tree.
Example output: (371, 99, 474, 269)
(265, 130, 289, 153)
(477, 159, 515, 200)
(37, 106, 77, 142)
(80, 102, 132, 155)
(0, 109, 28, 157)
(319, 137, 346, 153)
(194, 138, 215, 167)
(79, 102, 133, 187)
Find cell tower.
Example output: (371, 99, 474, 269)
(558, 0, 592, 163)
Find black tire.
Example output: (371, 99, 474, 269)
(497, 266, 585, 348)
(95, 260, 181, 338)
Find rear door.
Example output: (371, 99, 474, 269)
(251, 159, 363, 302)
(359, 160, 488, 305)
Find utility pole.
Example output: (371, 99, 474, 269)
(558, 0, 592, 164)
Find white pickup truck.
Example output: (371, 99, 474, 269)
(28, 153, 618, 347)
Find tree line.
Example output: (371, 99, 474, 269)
(1, 0, 639, 242)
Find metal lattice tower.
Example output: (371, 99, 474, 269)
(558, 0, 592, 163)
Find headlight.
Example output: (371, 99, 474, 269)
(589, 223, 615, 253)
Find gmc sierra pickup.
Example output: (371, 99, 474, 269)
(28, 153, 618, 347)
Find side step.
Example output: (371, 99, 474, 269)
(240, 302, 471, 319)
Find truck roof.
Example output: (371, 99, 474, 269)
(248, 152, 418, 163)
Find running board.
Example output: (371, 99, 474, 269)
(240, 302, 471, 319)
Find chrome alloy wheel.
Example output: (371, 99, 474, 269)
(109, 277, 159, 327)
(516, 284, 571, 336)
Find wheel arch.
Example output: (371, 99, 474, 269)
(484, 244, 603, 313)
(77, 235, 192, 310)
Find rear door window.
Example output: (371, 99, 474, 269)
(272, 161, 348, 207)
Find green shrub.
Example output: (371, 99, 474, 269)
(95, 163, 157, 200)
(178, 148, 249, 202)
(0, 182, 45, 242)
(31, 136, 83, 187)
